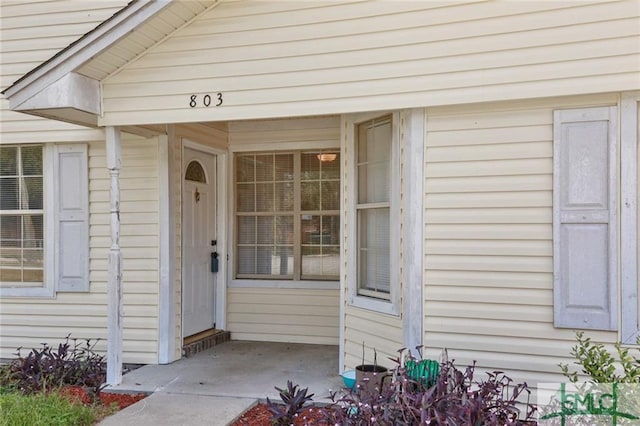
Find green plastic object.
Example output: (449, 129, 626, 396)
(405, 359, 439, 388)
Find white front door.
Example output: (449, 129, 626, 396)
(182, 147, 217, 337)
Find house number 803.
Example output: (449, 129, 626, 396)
(189, 93, 223, 108)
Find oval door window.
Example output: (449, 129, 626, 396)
(185, 160, 207, 183)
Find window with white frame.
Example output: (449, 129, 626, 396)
(0, 144, 88, 297)
(345, 111, 400, 315)
(356, 115, 392, 300)
(0, 145, 44, 287)
(234, 151, 340, 280)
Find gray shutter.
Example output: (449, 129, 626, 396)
(55, 144, 89, 292)
(553, 107, 617, 330)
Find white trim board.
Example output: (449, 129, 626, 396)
(401, 108, 425, 355)
(230, 279, 339, 290)
(620, 92, 639, 344)
(158, 132, 177, 364)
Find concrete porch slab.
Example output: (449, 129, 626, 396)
(101, 341, 343, 425)
(99, 393, 256, 426)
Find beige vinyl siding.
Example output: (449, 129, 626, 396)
(227, 288, 339, 344)
(423, 93, 620, 385)
(0, 0, 128, 144)
(1, 137, 161, 364)
(343, 308, 403, 371)
(226, 116, 340, 345)
(228, 116, 340, 148)
(100, 1, 639, 126)
(176, 122, 229, 150)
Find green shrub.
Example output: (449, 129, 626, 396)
(559, 331, 640, 383)
(555, 332, 640, 422)
(0, 391, 96, 426)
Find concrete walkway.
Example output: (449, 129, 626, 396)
(99, 341, 342, 426)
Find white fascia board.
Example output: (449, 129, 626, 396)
(14, 73, 100, 114)
(18, 108, 99, 128)
(3, 0, 171, 108)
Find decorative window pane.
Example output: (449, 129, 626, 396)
(358, 116, 391, 204)
(185, 161, 207, 183)
(358, 208, 390, 297)
(0, 178, 18, 210)
(301, 181, 320, 211)
(321, 181, 340, 210)
(0, 145, 44, 286)
(21, 145, 43, 176)
(235, 151, 340, 280)
(356, 116, 391, 299)
(301, 214, 340, 278)
(0, 147, 18, 176)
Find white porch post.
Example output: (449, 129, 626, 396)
(158, 131, 176, 363)
(402, 109, 425, 356)
(106, 126, 123, 385)
(621, 92, 639, 344)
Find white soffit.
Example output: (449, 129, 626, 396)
(3, 0, 216, 121)
(77, 1, 216, 81)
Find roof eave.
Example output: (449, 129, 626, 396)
(2, 0, 172, 109)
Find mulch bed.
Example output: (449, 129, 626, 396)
(58, 385, 147, 410)
(231, 403, 330, 426)
(98, 391, 147, 410)
(230, 402, 538, 426)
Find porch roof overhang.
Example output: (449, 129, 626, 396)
(2, 0, 217, 127)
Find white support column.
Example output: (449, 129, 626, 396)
(106, 126, 123, 385)
(621, 92, 639, 344)
(158, 131, 176, 364)
(402, 109, 425, 357)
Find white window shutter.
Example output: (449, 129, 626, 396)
(55, 144, 89, 292)
(553, 107, 617, 330)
